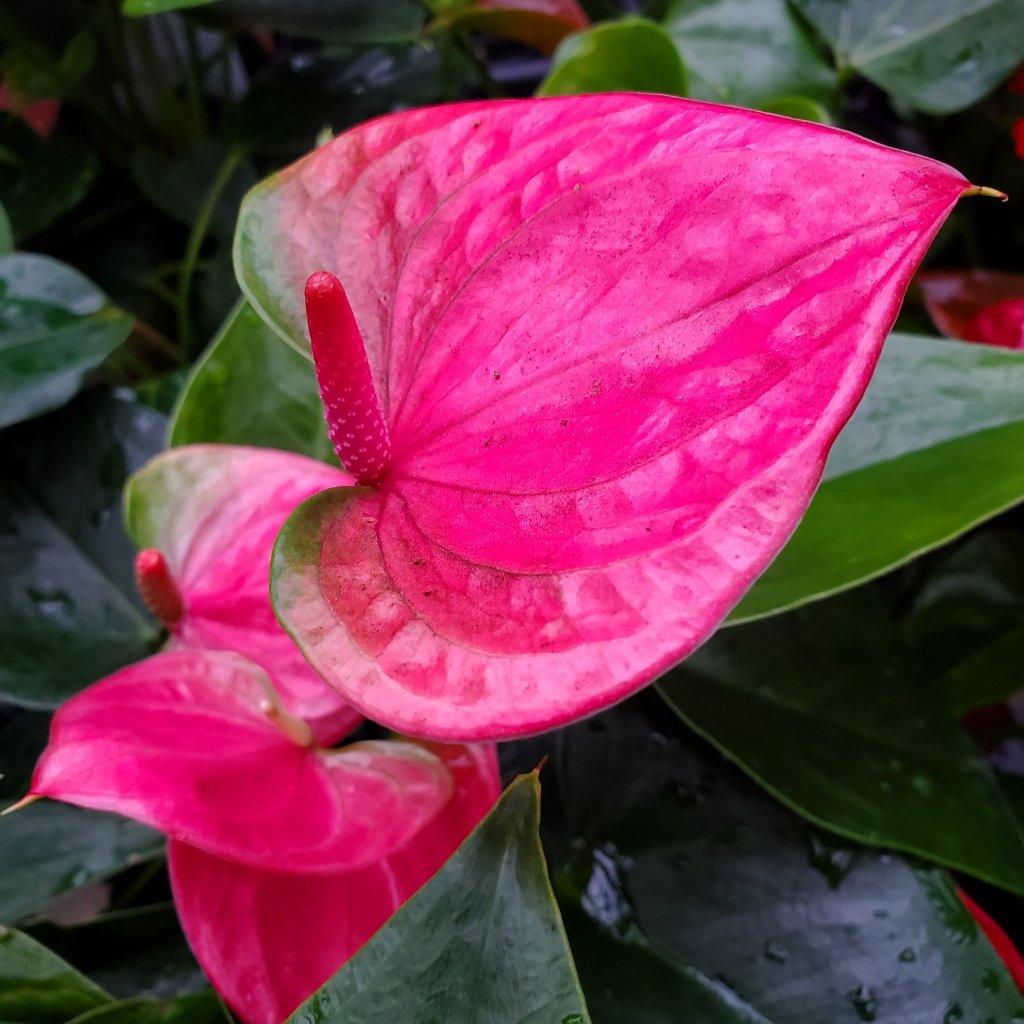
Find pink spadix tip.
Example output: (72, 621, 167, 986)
(135, 548, 184, 628)
(305, 271, 392, 485)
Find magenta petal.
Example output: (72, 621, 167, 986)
(248, 95, 971, 738)
(168, 742, 499, 1024)
(126, 444, 361, 744)
(30, 651, 452, 871)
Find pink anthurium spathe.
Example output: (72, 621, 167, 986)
(125, 444, 361, 744)
(234, 94, 993, 740)
(434, 0, 589, 54)
(918, 270, 1024, 349)
(29, 650, 453, 872)
(169, 743, 499, 1023)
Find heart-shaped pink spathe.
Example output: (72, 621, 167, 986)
(236, 94, 983, 740)
(29, 650, 453, 872)
(126, 444, 361, 745)
(168, 743, 500, 1024)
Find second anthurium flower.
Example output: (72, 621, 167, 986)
(28, 648, 499, 1023)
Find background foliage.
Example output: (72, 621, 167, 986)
(2, 0, 1024, 1020)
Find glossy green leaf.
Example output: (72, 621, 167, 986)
(792, 0, 1024, 114)
(65, 992, 225, 1024)
(0, 803, 161, 926)
(287, 774, 591, 1024)
(0, 927, 111, 1023)
(0, 394, 164, 707)
(556, 704, 1024, 1023)
(661, 588, 1024, 893)
(663, 0, 834, 105)
(946, 625, 1024, 715)
(734, 334, 1024, 622)
(122, 0, 213, 13)
(0, 255, 134, 430)
(537, 18, 687, 97)
(169, 301, 332, 460)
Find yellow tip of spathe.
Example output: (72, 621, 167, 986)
(963, 185, 1009, 202)
(1, 794, 41, 816)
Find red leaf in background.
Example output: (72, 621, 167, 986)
(238, 95, 976, 740)
(29, 651, 452, 872)
(169, 743, 499, 1024)
(917, 270, 1024, 347)
(444, 0, 590, 53)
(0, 79, 58, 138)
(959, 888, 1024, 991)
(127, 444, 361, 744)
(1014, 118, 1024, 160)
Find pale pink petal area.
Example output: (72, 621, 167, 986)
(917, 269, 1024, 340)
(168, 743, 500, 1024)
(126, 444, 361, 744)
(245, 96, 973, 739)
(30, 650, 452, 872)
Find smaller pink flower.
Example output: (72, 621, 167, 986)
(918, 270, 1024, 349)
(27, 649, 500, 1023)
(1013, 118, 1024, 160)
(127, 444, 361, 744)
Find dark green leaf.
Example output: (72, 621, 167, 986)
(0, 204, 12, 255)
(663, 0, 834, 105)
(0, 926, 111, 1023)
(124, 0, 425, 41)
(0, 393, 164, 707)
(556, 704, 1024, 1024)
(945, 625, 1024, 716)
(734, 334, 1024, 622)
(29, 905, 205, 1001)
(0, 255, 133, 430)
(288, 775, 592, 1024)
(65, 991, 225, 1024)
(0, 117, 98, 242)
(660, 588, 1024, 893)
(793, 0, 1024, 114)
(130, 143, 256, 244)
(0, 803, 161, 926)
(538, 18, 687, 97)
(169, 301, 333, 461)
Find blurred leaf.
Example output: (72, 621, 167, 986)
(0, 254, 133, 430)
(169, 301, 332, 460)
(0, 203, 12, 254)
(287, 774, 591, 1024)
(130, 143, 256, 244)
(557, 704, 1024, 1023)
(0, 116, 97, 241)
(125, 0, 426, 41)
(0, 393, 164, 708)
(663, 0, 834, 105)
(538, 18, 686, 96)
(735, 334, 1024, 621)
(29, 905, 205, 1001)
(0, 926, 111, 1022)
(65, 991, 225, 1024)
(661, 588, 1024, 894)
(0, 804, 162, 926)
(793, 0, 1024, 114)
(758, 94, 830, 122)
(946, 626, 1024, 715)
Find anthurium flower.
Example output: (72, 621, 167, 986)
(234, 94, 989, 740)
(434, 0, 589, 53)
(0, 78, 59, 137)
(26, 649, 499, 1024)
(169, 742, 499, 1023)
(126, 444, 361, 744)
(29, 650, 453, 871)
(918, 270, 1024, 349)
